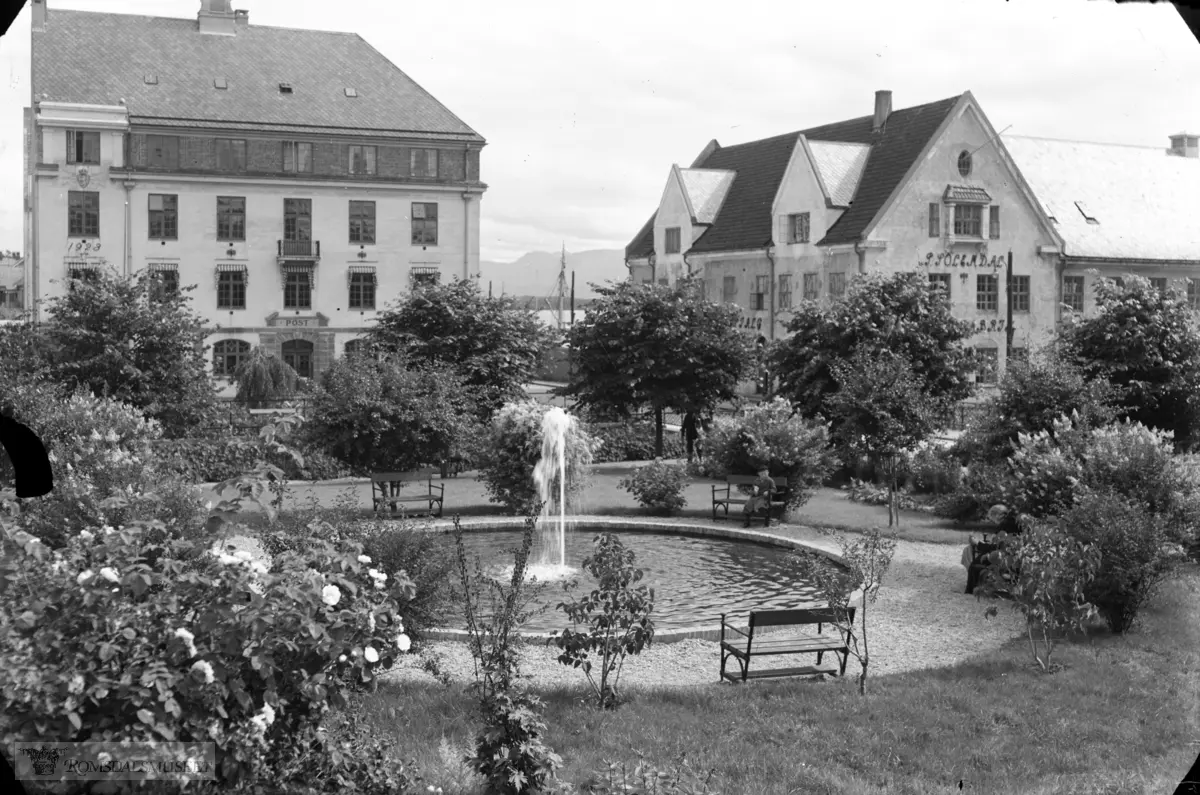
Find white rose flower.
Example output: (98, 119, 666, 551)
(259, 703, 275, 726)
(218, 553, 241, 566)
(367, 613, 376, 632)
(396, 634, 411, 653)
(234, 550, 253, 562)
(338, 654, 347, 663)
(99, 567, 120, 583)
(247, 581, 264, 596)
(68, 673, 86, 694)
(321, 585, 341, 607)
(249, 561, 269, 576)
(79, 530, 95, 543)
(105, 430, 119, 443)
(363, 647, 379, 663)
(357, 555, 372, 564)
(191, 660, 215, 684)
(77, 569, 95, 585)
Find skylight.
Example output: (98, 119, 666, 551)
(214, 78, 227, 90)
(144, 74, 158, 85)
(344, 87, 358, 98)
(1074, 201, 1099, 225)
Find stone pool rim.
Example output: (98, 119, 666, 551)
(425, 516, 855, 645)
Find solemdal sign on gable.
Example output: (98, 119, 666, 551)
(918, 252, 1005, 271)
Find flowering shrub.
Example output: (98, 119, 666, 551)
(155, 436, 356, 483)
(589, 421, 684, 463)
(0, 514, 418, 790)
(703, 398, 838, 510)
(619, 460, 688, 515)
(845, 478, 917, 511)
(473, 401, 599, 514)
(930, 461, 1008, 522)
(906, 442, 964, 495)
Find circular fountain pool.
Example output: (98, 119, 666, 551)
(435, 519, 845, 641)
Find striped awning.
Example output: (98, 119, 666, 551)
(348, 265, 377, 285)
(64, 258, 97, 270)
(410, 265, 439, 275)
(281, 262, 314, 287)
(216, 263, 247, 272)
(148, 262, 178, 272)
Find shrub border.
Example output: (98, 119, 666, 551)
(422, 516, 853, 645)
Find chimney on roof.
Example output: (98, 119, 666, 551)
(31, 0, 46, 32)
(1168, 132, 1199, 158)
(198, 0, 237, 36)
(873, 90, 892, 133)
(235, 9, 249, 25)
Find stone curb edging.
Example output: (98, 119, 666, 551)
(423, 516, 856, 646)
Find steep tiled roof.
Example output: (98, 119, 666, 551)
(807, 141, 870, 208)
(625, 213, 656, 260)
(625, 95, 962, 256)
(33, 8, 483, 141)
(1003, 134, 1200, 262)
(679, 169, 736, 224)
(818, 96, 961, 245)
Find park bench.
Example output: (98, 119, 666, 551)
(371, 469, 444, 518)
(719, 607, 857, 683)
(711, 475, 789, 526)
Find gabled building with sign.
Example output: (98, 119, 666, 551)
(625, 90, 1067, 391)
(25, 0, 486, 391)
(1001, 132, 1200, 319)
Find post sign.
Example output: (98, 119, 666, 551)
(264, 312, 329, 328)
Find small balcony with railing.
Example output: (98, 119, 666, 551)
(277, 239, 321, 262)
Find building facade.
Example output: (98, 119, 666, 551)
(626, 90, 1199, 393)
(25, 0, 486, 392)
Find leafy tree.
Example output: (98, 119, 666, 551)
(1058, 274, 1200, 451)
(771, 271, 975, 431)
(825, 348, 945, 526)
(364, 278, 557, 419)
(39, 269, 219, 438)
(306, 354, 479, 473)
(959, 347, 1118, 464)
(233, 347, 302, 409)
(565, 278, 755, 456)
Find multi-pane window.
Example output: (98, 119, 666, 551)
(66, 130, 100, 164)
(988, 205, 1000, 239)
(829, 272, 847, 299)
(664, 227, 681, 254)
(411, 148, 439, 178)
(282, 141, 313, 173)
(977, 274, 999, 311)
(410, 266, 440, 288)
(1189, 278, 1200, 310)
(216, 269, 247, 309)
(929, 272, 951, 297)
(928, 203, 940, 238)
(789, 213, 810, 244)
(146, 135, 179, 169)
(1063, 275, 1085, 312)
(148, 268, 178, 302)
(343, 339, 366, 358)
(216, 139, 246, 172)
(954, 204, 982, 237)
(212, 340, 250, 377)
(974, 348, 999, 385)
(658, 278, 669, 287)
(411, 202, 438, 245)
(68, 191, 99, 237)
(1010, 275, 1030, 312)
(348, 145, 376, 175)
(284, 199, 312, 241)
(217, 196, 246, 241)
(1150, 277, 1168, 293)
(148, 194, 178, 239)
(802, 272, 819, 300)
(67, 266, 100, 290)
(281, 340, 313, 379)
(722, 275, 737, 303)
(349, 201, 376, 244)
(283, 268, 313, 310)
(1009, 346, 1028, 364)
(348, 271, 376, 310)
(777, 274, 792, 309)
(751, 275, 769, 310)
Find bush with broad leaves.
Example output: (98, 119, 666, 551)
(619, 459, 688, 515)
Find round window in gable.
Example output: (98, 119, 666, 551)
(957, 150, 973, 178)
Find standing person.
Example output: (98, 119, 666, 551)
(696, 413, 713, 463)
(743, 467, 776, 527)
(681, 411, 699, 463)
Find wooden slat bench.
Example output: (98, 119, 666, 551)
(720, 607, 856, 683)
(371, 469, 444, 518)
(711, 475, 789, 526)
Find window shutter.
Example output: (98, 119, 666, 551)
(66, 131, 76, 163)
(928, 203, 939, 237)
(84, 133, 99, 163)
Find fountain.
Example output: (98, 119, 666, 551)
(528, 406, 576, 580)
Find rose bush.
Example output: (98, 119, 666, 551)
(0, 512, 419, 791)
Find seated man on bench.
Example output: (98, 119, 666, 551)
(742, 468, 777, 528)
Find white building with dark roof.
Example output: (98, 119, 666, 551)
(24, 0, 487, 390)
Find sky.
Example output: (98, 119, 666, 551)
(0, 0, 1197, 263)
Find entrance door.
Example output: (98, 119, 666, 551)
(281, 339, 313, 379)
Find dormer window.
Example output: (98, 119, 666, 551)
(144, 74, 158, 85)
(954, 204, 982, 237)
(279, 83, 293, 94)
(344, 87, 358, 97)
(214, 77, 228, 90)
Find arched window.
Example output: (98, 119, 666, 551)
(343, 338, 365, 358)
(281, 339, 314, 379)
(212, 339, 250, 378)
(957, 150, 973, 178)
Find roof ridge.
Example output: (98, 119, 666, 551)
(47, 7, 363, 37)
(1004, 133, 1177, 152)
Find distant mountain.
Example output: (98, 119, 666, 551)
(479, 249, 627, 300)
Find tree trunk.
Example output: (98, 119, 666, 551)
(654, 407, 664, 458)
(887, 453, 897, 527)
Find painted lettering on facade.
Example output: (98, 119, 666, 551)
(736, 316, 763, 331)
(918, 252, 1003, 271)
(66, 240, 101, 255)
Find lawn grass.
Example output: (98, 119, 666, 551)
(360, 565, 1200, 794)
